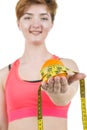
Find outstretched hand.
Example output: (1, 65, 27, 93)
(41, 73, 86, 94)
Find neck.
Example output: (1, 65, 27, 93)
(21, 41, 51, 62)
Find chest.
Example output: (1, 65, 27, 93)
(18, 62, 43, 81)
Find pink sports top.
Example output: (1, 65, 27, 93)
(5, 55, 70, 122)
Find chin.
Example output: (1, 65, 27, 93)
(32, 41, 43, 45)
(31, 39, 44, 45)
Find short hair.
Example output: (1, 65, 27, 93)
(15, 0, 58, 22)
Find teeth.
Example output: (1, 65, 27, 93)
(33, 32, 40, 34)
(30, 31, 41, 35)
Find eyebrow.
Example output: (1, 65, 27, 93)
(24, 13, 49, 16)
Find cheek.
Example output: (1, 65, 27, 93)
(43, 22, 52, 33)
(20, 25, 30, 39)
(20, 22, 29, 32)
(43, 25, 52, 35)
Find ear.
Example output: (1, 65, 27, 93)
(49, 22, 54, 31)
(51, 22, 54, 29)
(17, 20, 21, 30)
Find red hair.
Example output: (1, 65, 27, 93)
(16, 0, 58, 22)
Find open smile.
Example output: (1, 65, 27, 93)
(30, 31, 42, 36)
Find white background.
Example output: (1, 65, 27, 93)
(0, 0, 87, 130)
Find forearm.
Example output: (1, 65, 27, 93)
(0, 126, 8, 130)
(0, 121, 8, 130)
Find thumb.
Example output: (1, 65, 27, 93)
(68, 73, 86, 84)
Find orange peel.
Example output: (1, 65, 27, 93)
(40, 59, 67, 82)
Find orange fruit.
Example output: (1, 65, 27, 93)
(40, 59, 67, 81)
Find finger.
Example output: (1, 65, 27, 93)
(47, 77, 54, 93)
(48, 77, 54, 88)
(54, 76, 61, 93)
(60, 76, 68, 93)
(41, 81, 48, 90)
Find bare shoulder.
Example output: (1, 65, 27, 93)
(60, 58, 79, 72)
(0, 66, 9, 89)
(0, 67, 9, 128)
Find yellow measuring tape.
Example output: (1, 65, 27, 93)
(38, 59, 87, 130)
(80, 79, 87, 130)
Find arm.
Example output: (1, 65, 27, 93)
(42, 58, 86, 106)
(0, 68, 8, 130)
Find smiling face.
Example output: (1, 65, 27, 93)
(17, 4, 53, 44)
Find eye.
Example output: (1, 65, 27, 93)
(24, 17, 32, 20)
(41, 17, 48, 21)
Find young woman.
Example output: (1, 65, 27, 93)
(0, 0, 86, 130)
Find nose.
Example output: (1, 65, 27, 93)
(32, 18, 41, 29)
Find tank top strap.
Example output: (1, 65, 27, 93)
(52, 54, 60, 60)
(10, 59, 19, 69)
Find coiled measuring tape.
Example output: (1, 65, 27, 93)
(38, 59, 87, 130)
